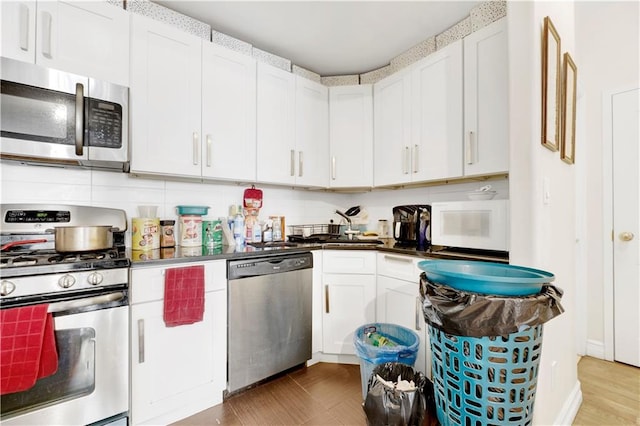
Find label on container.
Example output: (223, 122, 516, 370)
(132, 218, 160, 251)
(202, 220, 222, 247)
(180, 215, 202, 247)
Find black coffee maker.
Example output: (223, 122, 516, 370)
(392, 205, 431, 248)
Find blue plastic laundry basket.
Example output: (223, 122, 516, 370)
(354, 323, 420, 400)
(429, 324, 544, 426)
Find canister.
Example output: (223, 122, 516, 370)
(179, 215, 202, 247)
(132, 217, 160, 251)
(202, 219, 223, 247)
(160, 220, 176, 247)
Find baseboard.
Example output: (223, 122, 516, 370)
(586, 339, 605, 359)
(308, 352, 359, 365)
(552, 380, 583, 426)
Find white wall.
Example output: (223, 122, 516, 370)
(508, 2, 580, 424)
(574, 1, 640, 356)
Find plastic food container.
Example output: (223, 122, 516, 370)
(418, 259, 555, 296)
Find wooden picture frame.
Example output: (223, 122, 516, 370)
(541, 16, 561, 151)
(561, 52, 577, 164)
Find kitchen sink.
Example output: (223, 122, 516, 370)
(321, 239, 385, 246)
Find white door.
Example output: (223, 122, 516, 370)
(613, 88, 640, 367)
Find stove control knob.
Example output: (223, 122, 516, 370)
(1, 280, 16, 296)
(58, 274, 76, 289)
(87, 272, 104, 286)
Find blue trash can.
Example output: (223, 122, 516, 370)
(353, 323, 420, 400)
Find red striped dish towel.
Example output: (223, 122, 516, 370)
(164, 265, 205, 327)
(1, 305, 59, 395)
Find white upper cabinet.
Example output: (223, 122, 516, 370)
(201, 43, 257, 182)
(1, 1, 130, 85)
(373, 68, 412, 186)
(129, 13, 202, 178)
(294, 76, 329, 187)
(256, 63, 296, 185)
(329, 85, 374, 189)
(374, 40, 463, 187)
(411, 40, 464, 181)
(463, 17, 508, 176)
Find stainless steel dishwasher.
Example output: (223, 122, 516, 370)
(227, 252, 313, 393)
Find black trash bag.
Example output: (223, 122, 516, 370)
(363, 362, 433, 426)
(420, 272, 564, 337)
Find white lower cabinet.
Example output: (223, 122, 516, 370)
(375, 253, 430, 378)
(130, 260, 227, 425)
(322, 250, 376, 355)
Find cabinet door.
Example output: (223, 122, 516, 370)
(322, 273, 376, 354)
(256, 63, 296, 185)
(36, 1, 130, 85)
(130, 294, 218, 425)
(374, 69, 412, 186)
(329, 85, 373, 188)
(411, 40, 464, 182)
(1, 1, 36, 63)
(463, 18, 508, 176)
(295, 76, 329, 187)
(202, 43, 257, 182)
(376, 275, 430, 377)
(129, 14, 202, 178)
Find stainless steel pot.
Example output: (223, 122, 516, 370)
(50, 226, 114, 252)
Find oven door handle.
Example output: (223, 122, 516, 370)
(47, 291, 125, 313)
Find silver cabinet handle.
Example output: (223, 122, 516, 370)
(290, 149, 295, 176)
(298, 151, 303, 177)
(138, 319, 145, 363)
(193, 132, 199, 165)
(413, 144, 419, 173)
(466, 131, 475, 165)
(331, 156, 336, 180)
(384, 254, 412, 264)
(41, 11, 52, 58)
(206, 134, 212, 167)
(19, 4, 30, 51)
(415, 297, 422, 331)
(403, 146, 410, 174)
(75, 83, 84, 156)
(325, 285, 330, 313)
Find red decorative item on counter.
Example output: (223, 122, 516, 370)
(163, 265, 205, 327)
(243, 185, 263, 209)
(1, 305, 59, 395)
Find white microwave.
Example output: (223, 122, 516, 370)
(431, 200, 509, 251)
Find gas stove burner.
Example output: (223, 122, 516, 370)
(48, 250, 117, 264)
(0, 255, 39, 268)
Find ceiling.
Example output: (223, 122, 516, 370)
(153, 1, 482, 76)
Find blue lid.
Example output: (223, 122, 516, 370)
(176, 205, 209, 216)
(417, 259, 554, 296)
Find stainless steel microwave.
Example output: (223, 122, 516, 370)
(0, 57, 129, 171)
(431, 200, 509, 251)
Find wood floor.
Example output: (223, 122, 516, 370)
(173, 356, 639, 425)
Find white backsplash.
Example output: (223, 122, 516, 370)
(1, 162, 509, 242)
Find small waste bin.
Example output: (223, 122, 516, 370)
(418, 260, 564, 426)
(363, 362, 433, 426)
(354, 323, 420, 400)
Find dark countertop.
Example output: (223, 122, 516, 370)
(129, 238, 508, 267)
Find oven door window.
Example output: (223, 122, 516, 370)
(0, 327, 95, 418)
(0, 81, 77, 145)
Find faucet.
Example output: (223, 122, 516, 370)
(335, 209, 359, 240)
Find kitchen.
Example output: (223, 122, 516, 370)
(0, 1, 638, 425)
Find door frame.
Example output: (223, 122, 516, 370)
(602, 85, 639, 361)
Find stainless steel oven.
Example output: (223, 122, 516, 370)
(0, 204, 130, 425)
(0, 57, 129, 171)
